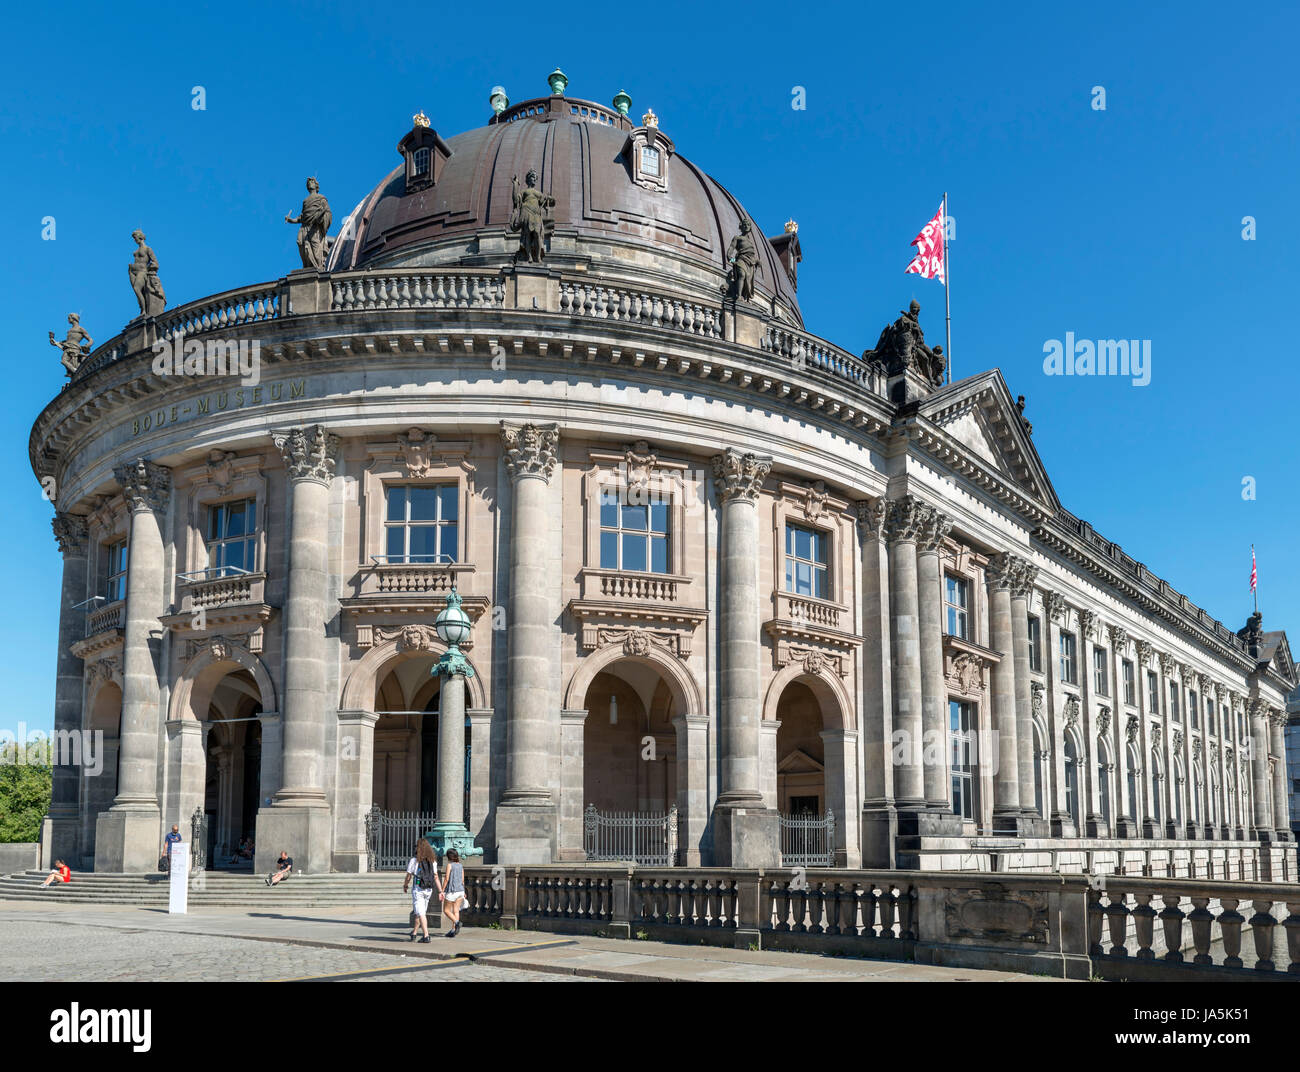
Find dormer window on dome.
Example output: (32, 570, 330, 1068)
(622, 109, 674, 194)
(398, 112, 451, 195)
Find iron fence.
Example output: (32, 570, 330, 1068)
(780, 809, 834, 867)
(584, 804, 678, 866)
(366, 808, 436, 871)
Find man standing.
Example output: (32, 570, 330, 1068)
(161, 825, 182, 871)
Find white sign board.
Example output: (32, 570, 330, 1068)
(168, 843, 189, 914)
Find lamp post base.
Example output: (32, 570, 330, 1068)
(425, 821, 484, 860)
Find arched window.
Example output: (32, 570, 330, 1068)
(1190, 761, 1202, 826)
(1064, 735, 1080, 829)
(1208, 771, 1219, 828)
(1097, 744, 1112, 830)
(1173, 758, 1185, 827)
(1150, 750, 1163, 826)
(1032, 722, 1047, 819)
(1126, 744, 1140, 823)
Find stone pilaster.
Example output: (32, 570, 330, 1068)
(914, 505, 952, 813)
(1268, 709, 1291, 839)
(855, 499, 896, 867)
(709, 447, 778, 867)
(985, 552, 1022, 831)
(495, 421, 561, 864)
(333, 709, 377, 872)
(557, 709, 587, 861)
(673, 714, 709, 867)
(885, 497, 925, 814)
(821, 729, 861, 867)
(1110, 625, 1137, 836)
(255, 427, 337, 875)
(47, 513, 89, 865)
(96, 459, 170, 873)
(1135, 639, 1156, 835)
(1009, 559, 1040, 829)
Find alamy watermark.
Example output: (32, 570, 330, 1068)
(1043, 334, 1150, 387)
(152, 331, 260, 386)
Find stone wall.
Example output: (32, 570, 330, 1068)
(0, 843, 40, 873)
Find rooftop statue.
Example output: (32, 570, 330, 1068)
(128, 230, 166, 318)
(285, 177, 332, 270)
(49, 313, 93, 376)
(863, 300, 945, 387)
(1016, 395, 1033, 435)
(721, 218, 759, 302)
(509, 169, 555, 263)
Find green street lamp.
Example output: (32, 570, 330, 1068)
(425, 587, 483, 859)
(547, 67, 568, 96)
(489, 85, 510, 116)
(612, 89, 632, 117)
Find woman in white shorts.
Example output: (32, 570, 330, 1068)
(403, 838, 441, 943)
(440, 848, 468, 938)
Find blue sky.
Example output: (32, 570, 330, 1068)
(4, 1, 1296, 731)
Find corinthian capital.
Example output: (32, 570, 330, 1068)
(711, 448, 771, 504)
(854, 499, 886, 542)
(1134, 639, 1154, 667)
(1078, 609, 1097, 640)
(51, 512, 89, 556)
(883, 495, 925, 543)
(1043, 590, 1067, 623)
(274, 425, 339, 485)
(915, 505, 953, 554)
(1108, 624, 1129, 652)
(113, 458, 171, 514)
(1009, 558, 1038, 601)
(1268, 707, 1287, 729)
(985, 551, 1019, 591)
(501, 421, 559, 483)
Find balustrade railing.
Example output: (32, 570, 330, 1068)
(559, 281, 722, 339)
(178, 570, 261, 610)
(762, 324, 882, 397)
(585, 568, 681, 603)
(85, 600, 125, 637)
(155, 284, 281, 342)
(330, 272, 505, 311)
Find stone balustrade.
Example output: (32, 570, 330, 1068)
(761, 324, 882, 397)
(457, 864, 1300, 979)
(330, 271, 506, 311)
(178, 571, 262, 611)
(558, 280, 722, 339)
(357, 562, 469, 597)
(154, 284, 281, 342)
(581, 567, 682, 603)
(778, 591, 844, 631)
(85, 600, 125, 637)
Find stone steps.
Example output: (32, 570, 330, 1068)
(0, 871, 417, 908)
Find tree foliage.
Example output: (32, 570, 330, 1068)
(0, 741, 52, 843)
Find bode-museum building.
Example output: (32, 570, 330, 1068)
(32, 72, 1296, 878)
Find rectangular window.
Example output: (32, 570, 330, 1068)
(1168, 682, 1180, 722)
(206, 499, 257, 577)
(1027, 616, 1042, 673)
(1093, 646, 1109, 696)
(599, 491, 669, 574)
(1188, 691, 1199, 731)
(413, 147, 430, 176)
(1206, 700, 1216, 736)
(1059, 632, 1078, 685)
(105, 540, 128, 603)
(950, 700, 976, 821)
(640, 146, 661, 177)
(384, 484, 458, 564)
(784, 523, 828, 599)
(944, 575, 969, 639)
(1148, 670, 1159, 712)
(1122, 660, 1135, 705)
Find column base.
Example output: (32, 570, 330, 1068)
(860, 804, 899, 869)
(495, 802, 557, 864)
(255, 803, 333, 874)
(1050, 813, 1077, 838)
(1085, 816, 1110, 838)
(896, 807, 964, 838)
(993, 808, 1032, 837)
(1141, 819, 1162, 839)
(1113, 817, 1140, 838)
(710, 804, 779, 868)
(425, 821, 485, 860)
(42, 811, 79, 870)
(94, 805, 161, 873)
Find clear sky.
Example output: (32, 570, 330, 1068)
(4, 1, 1296, 732)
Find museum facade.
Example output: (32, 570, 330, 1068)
(31, 74, 1296, 876)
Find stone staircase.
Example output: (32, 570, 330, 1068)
(0, 870, 413, 908)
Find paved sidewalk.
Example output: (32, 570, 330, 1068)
(0, 900, 1063, 982)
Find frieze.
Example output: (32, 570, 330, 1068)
(592, 625, 685, 660)
(184, 631, 262, 660)
(131, 379, 307, 437)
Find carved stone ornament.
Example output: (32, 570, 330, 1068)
(398, 429, 435, 478)
(944, 884, 1048, 945)
(803, 480, 829, 522)
(1269, 708, 1288, 729)
(205, 450, 239, 493)
(594, 626, 683, 660)
(1031, 681, 1044, 715)
(985, 551, 1022, 592)
(1008, 559, 1038, 601)
(501, 421, 559, 483)
(1198, 672, 1214, 695)
(712, 448, 771, 504)
(1078, 609, 1097, 640)
(87, 656, 121, 688)
(1134, 639, 1154, 667)
(1043, 590, 1067, 624)
(1247, 697, 1266, 721)
(952, 652, 983, 695)
(1172, 729, 1184, 752)
(624, 628, 653, 658)
(1192, 737, 1202, 760)
(854, 499, 887, 541)
(883, 496, 924, 543)
(1108, 624, 1129, 653)
(801, 650, 827, 676)
(916, 505, 953, 554)
(113, 458, 172, 514)
(1063, 695, 1081, 731)
(1160, 654, 1179, 678)
(1126, 714, 1140, 743)
(185, 633, 252, 661)
(1215, 683, 1228, 703)
(1096, 707, 1112, 738)
(52, 513, 89, 556)
(1240, 755, 1250, 776)
(371, 624, 440, 654)
(1150, 726, 1162, 750)
(624, 441, 658, 491)
(274, 425, 339, 485)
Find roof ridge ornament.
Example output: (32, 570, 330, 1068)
(413, 110, 430, 128)
(489, 87, 509, 116)
(547, 67, 568, 96)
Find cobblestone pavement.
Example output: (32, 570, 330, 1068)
(0, 920, 589, 982)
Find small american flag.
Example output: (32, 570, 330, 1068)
(1249, 547, 1257, 593)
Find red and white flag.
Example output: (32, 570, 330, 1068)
(905, 202, 946, 284)
(1249, 547, 1257, 593)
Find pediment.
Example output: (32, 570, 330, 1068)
(913, 370, 1060, 516)
(777, 748, 824, 775)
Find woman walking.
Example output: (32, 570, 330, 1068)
(403, 838, 441, 943)
(440, 848, 468, 938)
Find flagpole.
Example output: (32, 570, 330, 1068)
(1252, 544, 1258, 614)
(943, 191, 952, 385)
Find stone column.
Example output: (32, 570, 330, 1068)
(1134, 641, 1155, 836)
(985, 553, 1022, 832)
(256, 427, 336, 875)
(333, 710, 377, 872)
(1110, 627, 1135, 836)
(96, 459, 169, 873)
(558, 709, 587, 861)
(1010, 561, 1040, 828)
(47, 513, 89, 865)
(885, 497, 925, 814)
(495, 422, 560, 863)
(164, 719, 206, 848)
(709, 448, 777, 867)
(467, 708, 492, 836)
(1269, 709, 1291, 838)
(914, 505, 952, 812)
(821, 729, 861, 867)
(758, 720, 780, 811)
(855, 499, 896, 867)
(674, 713, 709, 866)
(1044, 592, 1073, 835)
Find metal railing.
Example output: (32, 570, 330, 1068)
(584, 804, 677, 866)
(780, 809, 835, 867)
(365, 808, 435, 871)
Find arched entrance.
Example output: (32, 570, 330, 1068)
(774, 681, 825, 815)
(202, 669, 262, 866)
(581, 665, 676, 813)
